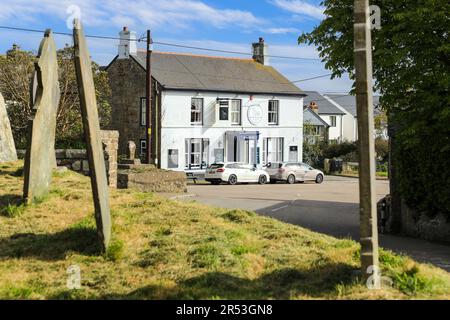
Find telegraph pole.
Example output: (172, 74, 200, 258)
(354, 0, 380, 287)
(145, 30, 152, 164)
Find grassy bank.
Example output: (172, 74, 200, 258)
(0, 161, 449, 299)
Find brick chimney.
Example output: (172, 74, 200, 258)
(118, 26, 137, 59)
(309, 102, 319, 113)
(252, 37, 269, 66)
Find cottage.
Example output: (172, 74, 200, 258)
(324, 94, 385, 140)
(303, 106, 330, 144)
(302, 91, 347, 142)
(106, 28, 305, 171)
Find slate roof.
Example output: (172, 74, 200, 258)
(325, 94, 381, 117)
(302, 91, 345, 115)
(303, 107, 330, 127)
(129, 51, 305, 96)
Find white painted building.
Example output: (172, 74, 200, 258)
(106, 32, 306, 171)
(303, 91, 347, 142)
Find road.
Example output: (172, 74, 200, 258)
(183, 176, 450, 272)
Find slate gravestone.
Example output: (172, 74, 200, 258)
(73, 20, 111, 250)
(0, 92, 17, 163)
(23, 30, 60, 203)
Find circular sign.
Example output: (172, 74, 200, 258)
(247, 104, 263, 125)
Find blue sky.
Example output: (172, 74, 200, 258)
(0, 0, 353, 93)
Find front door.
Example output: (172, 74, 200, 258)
(226, 132, 259, 166)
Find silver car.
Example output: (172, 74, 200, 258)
(265, 162, 324, 184)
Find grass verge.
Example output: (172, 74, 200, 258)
(0, 161, 449, 299)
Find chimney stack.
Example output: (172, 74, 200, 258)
(252, 37, 269, 66)
(310, 102, 319, 114)
(118, 26, 137, 59)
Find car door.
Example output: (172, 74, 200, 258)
(302, 164, 316, 180)
(242, 164, 257, 182)
(289, 163, 303, 181)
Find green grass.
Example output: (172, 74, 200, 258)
(0, 161, 449, 300)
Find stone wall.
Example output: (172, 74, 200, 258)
(118, 167, 187, 193)
(106, 57, 153, 157)
(17, 130, 119, 188)
(100, 130, 119, 188)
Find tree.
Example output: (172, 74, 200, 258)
(0, 44, 111, 148)
(299, 0, 450, 216)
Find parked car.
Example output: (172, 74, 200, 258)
(265, 162, 324, 184)
(205, 163, 270, 185)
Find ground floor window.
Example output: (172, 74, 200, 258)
(263, 137, 284, 164)
(185, 138, 209, 169)
(140, 139, 147, 159)
(168, 149, 179, 168)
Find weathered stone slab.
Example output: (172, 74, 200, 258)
(73, 20, 111, 250)
(23, 30, 60, 203)
(0, 92, 17, 163)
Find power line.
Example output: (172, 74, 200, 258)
(0, 25, 322, 61)
(291, 74, 333, 83)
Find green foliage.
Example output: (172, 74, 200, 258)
(105, 239, 124, 262)
(299, 0, 450, 218)
(0, 44, 111, 149)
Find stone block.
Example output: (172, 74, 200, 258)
(74, 20, 111, 251)
(23, 30, 60, 203)
(0, 92, 17, 163)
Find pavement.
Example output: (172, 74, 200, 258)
(178, 176, 450, 272)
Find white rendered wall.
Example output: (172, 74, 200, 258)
(160, 91, 304, 170)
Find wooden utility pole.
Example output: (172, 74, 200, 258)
(354, 0, 380, 287)
(145, 29, 152, 164)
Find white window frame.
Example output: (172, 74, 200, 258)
(263, 137, 284, 164)
(330, 115, 337, 127)
(230, 99, 241, 125)
(140, 98, 146, 126)
(268, 100, 279, 125)
(185, 138, 210, 169)
(219, 100, 229, 121)
(191, 98, 203, 125)
(140, 139, 147, 158)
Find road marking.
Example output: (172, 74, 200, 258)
(271, 205, 289, 212)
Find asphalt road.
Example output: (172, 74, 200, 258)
(184, 176, 450, 271)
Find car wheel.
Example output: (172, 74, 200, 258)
(287, 174, 295, 184)
(315, 174, 324, 184)
(258, 175, 267, 185)
(228, 175, 238, 185)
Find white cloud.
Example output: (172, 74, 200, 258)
(264, 27, 300, 34)
(0, 0, 264, 31)
(270, 0, 325, 20)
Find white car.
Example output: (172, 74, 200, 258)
(205, 163, 270, 185)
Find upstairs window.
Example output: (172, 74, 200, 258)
(230, 100, 241, 125)
(191, 98, 203, 125)
(219, 100, 229, 121)
(330, 116, 337, 127)
(140, 98, 146, 126)
(268, 100, 279, 125)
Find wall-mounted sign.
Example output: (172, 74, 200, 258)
(247, 104, 263, 125)
(214, 148, 224, 163)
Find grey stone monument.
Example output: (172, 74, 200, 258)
(73, 20, 111, 251)
(23, 30, 60, 203)
(0, 92, 17, 163)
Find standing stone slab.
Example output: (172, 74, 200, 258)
(0, 92, 17, 163)
(23, 30, 60, 203)
(73, 20, 111, 250)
